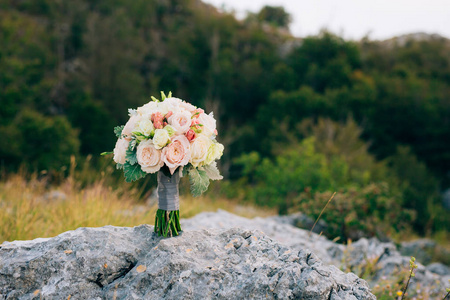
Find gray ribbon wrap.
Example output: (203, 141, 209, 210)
(157, 171, 180, 211)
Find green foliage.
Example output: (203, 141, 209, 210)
(1, 0, 450, 240)
(201, 162, 223, 180)
(123, 161, 146, 182)
(0, 110, 80, 171)
(255, 6, 291, 28)
(125, 147, 138, 166)
(188, 167, 210, 197)
(292, 185, 414, 241)
(388, 146, 444, 233)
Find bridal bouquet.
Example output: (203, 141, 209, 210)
(103, 92, 224, 237)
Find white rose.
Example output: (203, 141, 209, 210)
(137, 101, 158, 116)
(164, 125, 176, 137)
(205, 142, 224, 165)
(179, 101, 196, 113)
(152, 129, 170, 149)
(168, 111, 192, 134)
(197, 113, 216, 137)
(136, 140, 164, 173)
(158, 97, 181, 115)
(137, 117, 154, 136)
(113, 138, 129, 165)
(122, 115, 140, 141)
(190, 135, 212, 167)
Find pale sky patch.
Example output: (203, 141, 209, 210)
(202, 0, 450, 40)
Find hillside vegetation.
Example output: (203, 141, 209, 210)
(1, 0, 449, 241)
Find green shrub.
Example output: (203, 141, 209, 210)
(0, 109, 80, 171)
(291, 185, 415, 241)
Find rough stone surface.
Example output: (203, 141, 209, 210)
(1, 209, 448, 299)
(400, 239, 436, 265)
(0, 220, 374, 299)
(427, 262, 450, 276)
(183, 210, 449, 298)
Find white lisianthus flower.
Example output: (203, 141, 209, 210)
(113, 138, 129, 164)
(197, 112, 216, 138)
(152, 129, 170, 149)
(136, 140, 164, 173)
(164, 125, 176, 137)
(137, 118, 154, 136)
(205, 142, 224, 165)
(168, 111, 192, 134)
(190, 135, 212, 167)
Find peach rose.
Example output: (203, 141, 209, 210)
(162, 135, 191, 174)
(168, 111, 192, 134)
(113, 138, 129, 164)
(136, 140, 164, 173)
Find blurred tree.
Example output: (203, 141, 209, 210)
(256, 5, 291, 28)
(0, 110, 80, 171)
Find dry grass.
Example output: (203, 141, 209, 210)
(0, 173, 275, 243)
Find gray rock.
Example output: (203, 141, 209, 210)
(270, 212, 328, 234)
(427, 262, 450, 276)
(400, 238, 436, 265)
(0, 222, 375, 299)
(183, 210, 449, 298)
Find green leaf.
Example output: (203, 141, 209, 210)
(101, 151, 113, 156)
(126, 147, 138, 165)
(188, 167, 210, 197)
(114, 125, 124, 138)
(201, 162, 223, 180)
(161, 91, 167, 100)
(167, 91, 172, 98)
(116, 163, 124, 170)
(151, 96, 159, 102)
(182, 164, 192, 177)
(129, 138, 137, 151)
(123, 162, 146, 182)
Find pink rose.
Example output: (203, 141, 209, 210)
(191, 118, 202, 132)
(193, 108, 204, 118)
(168, 111, 192, 134)
(122, 115, 140, 141)
(154, 120, 163, 129)
(185, 129, 197, 142)
(162, 135, 191, 174)
(151, 112, 164, 123)
(136, 140, 164, 173)
(113, 138, 129, 164)
(165, 111, 173, 119)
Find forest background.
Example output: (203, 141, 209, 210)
(0, 0, 449, 249)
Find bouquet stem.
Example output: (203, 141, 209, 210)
(154, 209, 181, 237)
(154, 169, 182, 237)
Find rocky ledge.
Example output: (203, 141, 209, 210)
(0, 216, 375, 299)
